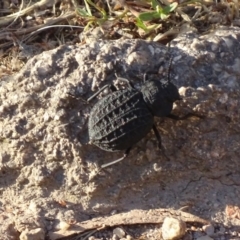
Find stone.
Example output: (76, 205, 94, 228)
(113, 227, 125, 238)
(203, 224, 214, 236)
(1, 27, 240, 238)
(196, 236, 213, 240)
(162, 217, 186, 240)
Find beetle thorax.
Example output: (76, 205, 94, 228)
(141, 80, 181, 117)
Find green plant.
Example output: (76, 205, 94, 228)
(136, 1, 178, 32)
(77, 0, 108, 30)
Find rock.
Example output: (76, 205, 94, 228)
(183, 233, 193, 240)
(219, 226, 226, 234)
(162, 217, 186, 240)
(1, 27, 240, 237)
(112, 234, 119, 240)
(113, 227, 125, 238)
(196, 236, 213, 240)
(125, 235, 133, 240)
(58, 221, 71, 231)
(88, 237, 95, 240)
(203, 224, 214, 236)
(193, 231, 204, 239)
(19, 228, 45, 240)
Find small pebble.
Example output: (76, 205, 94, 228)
(183, 233, 193, 240)
(196, 236, 214, 240)
(113, 227, 125, 238)
(162, 217, 186, 240)
(59, 221, 71, 231)
(125, 235, 133, 240)
(193, 232, 204, 239)
(110, 210, 118, 215)
(231, 231, 238, 237)
(203, 224, 214, 236)
(219, 226, 225, 234)
(88, 237, 95, 240)
(112, 234, 119, 240)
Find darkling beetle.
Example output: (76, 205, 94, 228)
(88, 59, 195, 168)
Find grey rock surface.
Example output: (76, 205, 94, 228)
(1, 26, 240, 239)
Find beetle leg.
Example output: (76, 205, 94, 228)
(87, 85, 109, 102)
(152, 124, 162, 150)
(101, 147, 131, 168)
(115, 74, 135, 89)
(152, 124, 170, 161)
(87, 84, 117, 102)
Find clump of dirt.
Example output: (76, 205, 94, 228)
(1, 27, 240, 239)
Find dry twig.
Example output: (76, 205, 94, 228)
(48, 208, 209, 240)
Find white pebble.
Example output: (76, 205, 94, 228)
(113, 227, 125, 238)
(162, 217, 186, 240)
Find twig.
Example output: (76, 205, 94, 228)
(48, 208, 209, 240)
(0, 11, 77, 50)
(0, 0, 61, 27)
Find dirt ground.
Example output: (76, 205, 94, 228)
(1, 26, 240, 240)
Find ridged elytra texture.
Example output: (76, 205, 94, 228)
(88, 88, 154, 152)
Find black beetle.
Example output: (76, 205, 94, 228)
(88, 60, 188, 168)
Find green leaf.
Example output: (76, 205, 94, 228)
(86, 0, 107, 19)
(136, 18, 159, 32)
(163, 2, 178, 14)
(145, 23, 159, 31)
(135, 18, 148, 30)
(83, 0, 92, 16)
(156, 2, 178, 20)
(77, 8, 90, 17)
(159, 12, 168, 20)
(138, 11, 160, 21)
(151, 0, 159, 9)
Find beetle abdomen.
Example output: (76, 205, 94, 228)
(88, 89, 153, 152)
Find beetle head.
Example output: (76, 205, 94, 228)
(141, 79, 181, 117)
